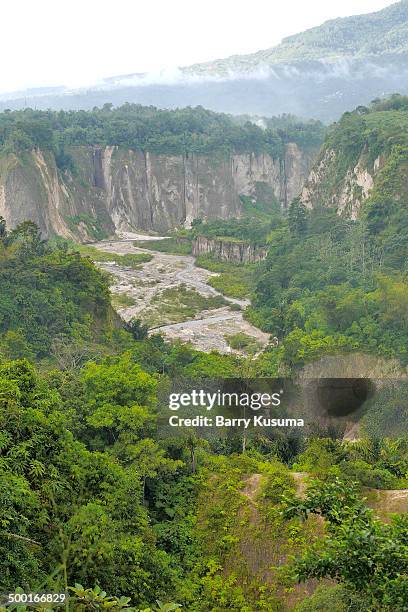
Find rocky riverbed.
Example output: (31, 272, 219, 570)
(93, 234, 270, 354)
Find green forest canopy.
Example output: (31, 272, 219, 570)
(0, 209, 407, 608)
(0, 104, 325, 159)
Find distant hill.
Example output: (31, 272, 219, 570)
(1, 1, 408, 121)
(185, 0, 408, 75)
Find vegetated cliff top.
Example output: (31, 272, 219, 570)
(315, 92, 406, 149)
(185, 0, 408, 76)
(248, 95, 408, 369)
(0, 104, 325, 158)
(319, 94, 408, 182)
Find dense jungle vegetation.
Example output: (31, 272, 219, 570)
(246, 96, 408, 370)
(0, 105, 324, 160)
(1, 96, 408, 611)
(0, 216, 407, 611)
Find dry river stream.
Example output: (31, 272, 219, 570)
(93, 234, 270, 354)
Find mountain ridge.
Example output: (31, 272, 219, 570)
(184, 0, 408, 76)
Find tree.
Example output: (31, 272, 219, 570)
(6, 221, 45, 254)
(125, 318, 149, 341)
(286, 478, 408, 610)
(0, 358, 182, 604)
(288, 197, 308, 236)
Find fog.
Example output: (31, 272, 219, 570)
(0, 0, 396, 94)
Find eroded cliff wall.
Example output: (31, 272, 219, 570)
(192, 235, 267, 264)
(297, 106, 408, 220)
(300, 147, 383, 219)
(0, 143, 316, 240)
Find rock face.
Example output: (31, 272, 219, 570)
(192, 235, 267, 264)
(301, 147, 383, 219)
(0, 143, 316, 240)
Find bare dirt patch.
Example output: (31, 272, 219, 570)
(365, 487, 408, 521)
(292, 472, 309, 499)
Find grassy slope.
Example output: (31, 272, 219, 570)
(196, 456, 408, 609)
(141, 286, 228, 328)
(70, 243, 153, 268)
(196, 456, 326, 609)
(195, 256, 257, 300)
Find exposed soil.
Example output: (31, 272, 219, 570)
(365, 487, 408, 522)
(236, 471, 328, 607)
(241, 473, 264, 503)
(292, 471, 309, 499)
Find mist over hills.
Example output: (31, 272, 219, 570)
(186, 0, 408, 74)
(2, 1, 408, 121)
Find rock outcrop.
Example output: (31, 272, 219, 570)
(300, 148, 383, 219)
(192, 235, 267, 264)
(0, 143, 316, 240)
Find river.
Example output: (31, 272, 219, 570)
(93, 234, 269, 354)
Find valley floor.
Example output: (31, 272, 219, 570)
(93, 234, 269, 354)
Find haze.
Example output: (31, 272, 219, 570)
(1, 0, 397, 94)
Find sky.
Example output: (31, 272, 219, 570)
(0, 0, 397, 94)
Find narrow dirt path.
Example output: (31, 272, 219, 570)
(292, 472, 309, 499)
(241, 473, 264, 503)
(240, 473, 264, 524)
(92, 236, 269, 354)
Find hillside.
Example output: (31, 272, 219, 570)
(2, 353, 407, 610)
(186, 0, 408, 75)
(0, 222, 119, 361)
(247, 98, 408, 373)
(300, 95, 408, 229)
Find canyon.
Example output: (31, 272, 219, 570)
(0, 143, 315, 240)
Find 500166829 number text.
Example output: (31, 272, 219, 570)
(0, 592, 67, 607)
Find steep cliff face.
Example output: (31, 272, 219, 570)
(0, 143, 316, 240)
(230, 144, 315, 212)
(299, 104, 408, 219)
(192, 235, 267, 264)
(300, 147, 382, 219)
